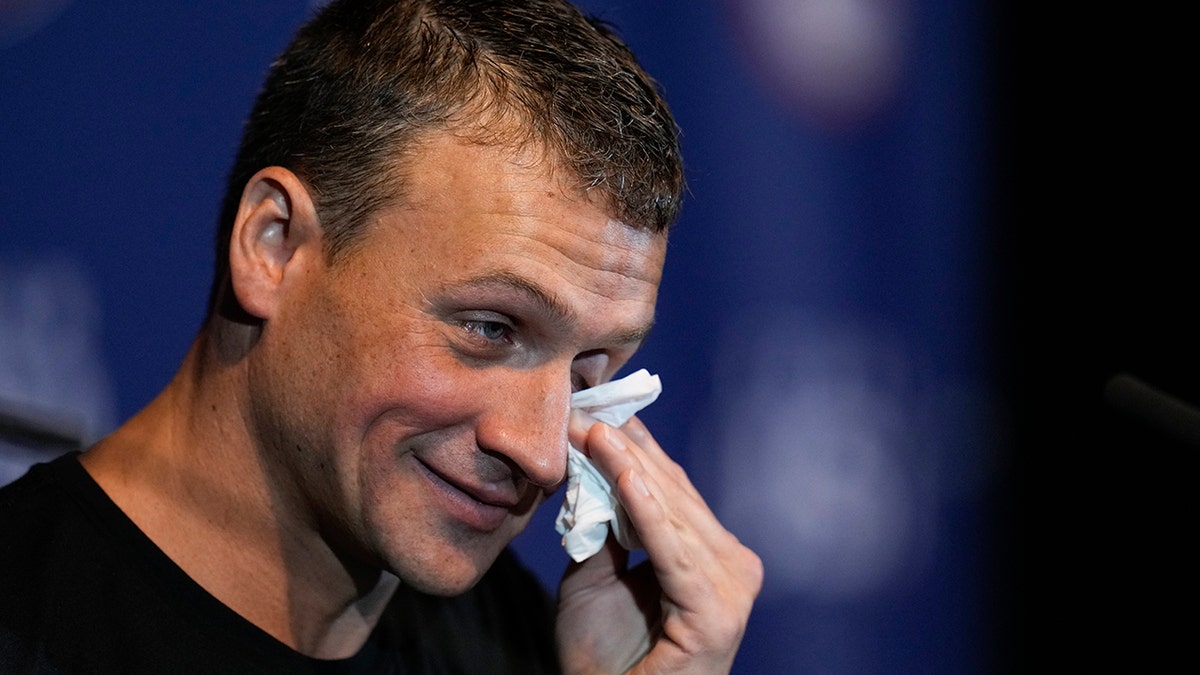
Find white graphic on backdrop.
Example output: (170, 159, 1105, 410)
(702, 307, 991, 599)
(1, 256, 116, 484)
(731, 0, 910, 125)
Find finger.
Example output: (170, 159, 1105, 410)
(570, 413, 764, 672)
(618, 416, 704, 502)
(616, 468, 762, 644)
(593, 419, 729, 544)
(581, 418, 739, 554)
(573, 414, 669, 492)
(567, 408, 603, 454)
(629, 468, 762, 621)
(615, 468, 707, 601)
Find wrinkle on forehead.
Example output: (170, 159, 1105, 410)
(569, 217, 666, 284)
(488, 224, 666, 328)
(355, 131, 668, 318)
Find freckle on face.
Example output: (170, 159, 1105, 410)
(254, 133, 666, 594)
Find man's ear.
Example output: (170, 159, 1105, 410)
(228, 167, 321, 320)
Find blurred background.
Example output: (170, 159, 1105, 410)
(7, 0, 1190, 672)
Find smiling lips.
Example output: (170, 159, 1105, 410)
(416, 459, 520, 532)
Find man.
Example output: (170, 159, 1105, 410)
(0, 0, 762, 672)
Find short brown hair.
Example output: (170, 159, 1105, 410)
(209, 0, 683, 315)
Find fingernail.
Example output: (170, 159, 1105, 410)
(629, 470, 650, 496)
(601, 423, 625, 451)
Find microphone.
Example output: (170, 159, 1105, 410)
(1103, 372, 1200, 447)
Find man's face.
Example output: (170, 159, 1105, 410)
(249, 133, 667, 594)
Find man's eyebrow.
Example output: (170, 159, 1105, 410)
(453, 271, 655, 346)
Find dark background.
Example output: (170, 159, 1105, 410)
(999, 4, 1197, 669)
(10, 0, 1195, 671)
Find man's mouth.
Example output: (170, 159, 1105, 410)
(414, 458, 519, 532)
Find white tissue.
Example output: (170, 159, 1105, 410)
(554, 369, 662, 562)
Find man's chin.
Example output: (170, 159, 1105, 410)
(399, 567, 488, 597)
(388, 546, 502, 597)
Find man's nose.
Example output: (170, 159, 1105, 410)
(474, 365, 571, 489)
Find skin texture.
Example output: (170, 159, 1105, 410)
(240, 133, 668, 597)
(83, 131, 761, 670)
(557, 413, 763, 673)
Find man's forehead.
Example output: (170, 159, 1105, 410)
(390, 128, 631, 223)
(376, 131, 666, 255)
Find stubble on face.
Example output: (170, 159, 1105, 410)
(248, 132, 668, 595)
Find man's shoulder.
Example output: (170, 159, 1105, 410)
(0, 453, 96, 668)
(0, 452, 80, 548)
(0, 452, 310, 673)
(0, 452, 99, 603)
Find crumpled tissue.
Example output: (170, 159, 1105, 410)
(555, 368, 662, 562)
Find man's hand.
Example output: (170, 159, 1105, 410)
(555, 410, 763, 674)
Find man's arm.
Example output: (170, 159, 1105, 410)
(555, 411, 763, 674)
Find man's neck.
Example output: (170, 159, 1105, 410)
(80, 332, 398, 659)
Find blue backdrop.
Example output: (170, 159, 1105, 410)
(2, 1, 1000, 671)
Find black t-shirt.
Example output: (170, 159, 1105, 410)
(0, 453, 560, 674)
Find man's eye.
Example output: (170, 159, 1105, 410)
(462, 320, 510, 342)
